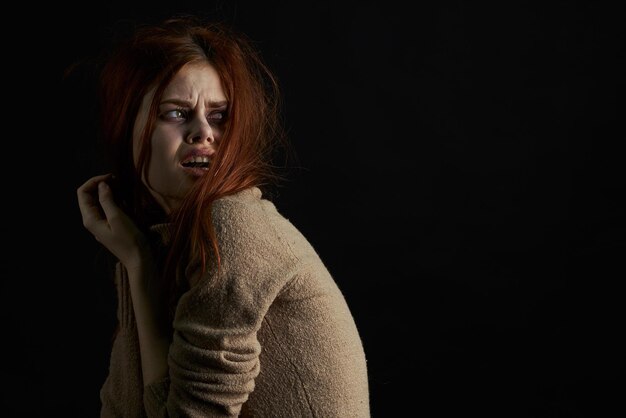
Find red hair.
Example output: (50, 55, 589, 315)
(97, 16, 292, 312)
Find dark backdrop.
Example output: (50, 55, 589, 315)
(2, 1, 624, 416)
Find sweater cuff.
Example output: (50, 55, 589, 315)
(144, 376, 170, 417)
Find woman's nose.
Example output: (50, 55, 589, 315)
(186, 118, 215, 144)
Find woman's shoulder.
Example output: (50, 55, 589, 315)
(213, 186, 322, 266)
(215, 185, 264, 205)
(211, 186, 279, 229)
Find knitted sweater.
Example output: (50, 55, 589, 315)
(99, 186, 370, 417)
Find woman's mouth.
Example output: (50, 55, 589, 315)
(181, 155, 210, 168)
(181, 156, 210, 176)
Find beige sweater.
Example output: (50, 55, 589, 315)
(99, 186, 370, 417)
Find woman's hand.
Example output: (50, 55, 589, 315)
(77, 174, 151, 270)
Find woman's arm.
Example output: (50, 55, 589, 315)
(77, 174, 170, 386)
(125, 260, 171, 386)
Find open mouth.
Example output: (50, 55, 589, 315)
(181, 156, 210, 170)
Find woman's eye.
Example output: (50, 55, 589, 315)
(162, 109, 186, 120)
(208, 111, 226, 123)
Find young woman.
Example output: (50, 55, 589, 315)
(76, 16, 370, 417)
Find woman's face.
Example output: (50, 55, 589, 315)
(132, 61, 228, 213)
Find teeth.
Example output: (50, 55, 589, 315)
(183, 156, 210, 164)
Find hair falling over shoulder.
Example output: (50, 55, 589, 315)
(97, 15, 293, 309)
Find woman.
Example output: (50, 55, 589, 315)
(76, 15, 370, 417)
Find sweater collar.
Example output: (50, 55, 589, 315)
(146, 186, 263, 247)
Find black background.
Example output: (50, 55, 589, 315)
(1, 1, 624, 416)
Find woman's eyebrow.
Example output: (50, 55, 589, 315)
(160, 98, 228, 108)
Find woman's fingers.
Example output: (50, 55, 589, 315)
(77, 173, 113, 232)
(97, 181, 122, 225)
(77, 174, 147, 266)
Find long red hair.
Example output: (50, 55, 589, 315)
(97, 16, 292, 311)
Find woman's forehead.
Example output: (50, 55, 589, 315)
(161, 62, 226, 104)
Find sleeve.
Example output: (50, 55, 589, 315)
(142, 280, 262, 417)
(143, 196, 292, 417)
(100, 263, 146, 418)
